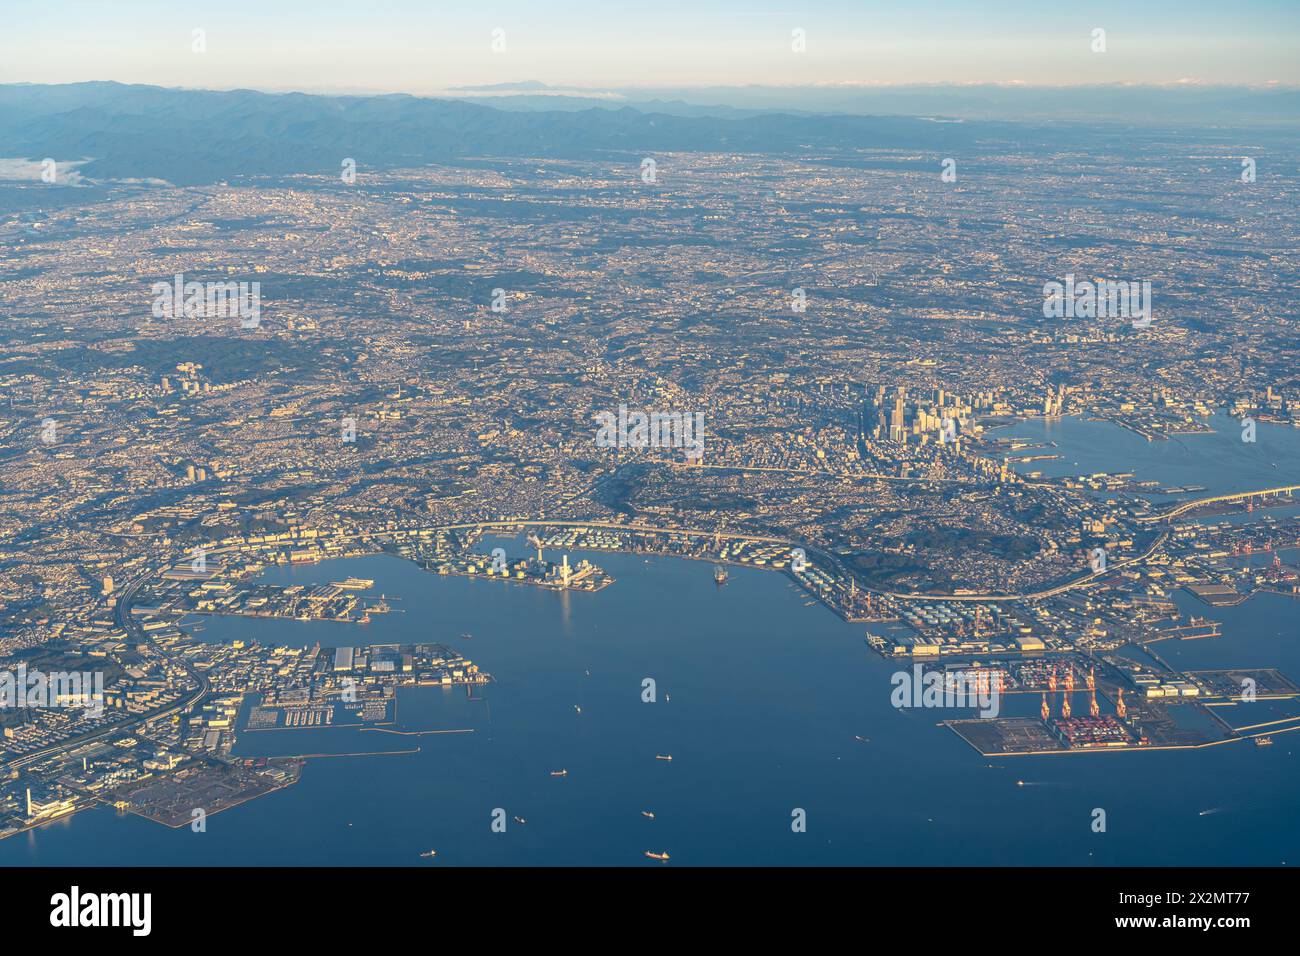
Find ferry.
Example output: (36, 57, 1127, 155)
(655, 754, 673, 762)
(550, 769, 568, 777)
(642, 811, 655, 819)
(714, 564, 728, 585)
(645, 851, 670, 862)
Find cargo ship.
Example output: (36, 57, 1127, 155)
(645, 851, 670, 862)
(334, 577, 375, 590)
(1256, 736, 1274, 747)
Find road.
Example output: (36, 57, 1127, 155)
(5, 567, 210, 773)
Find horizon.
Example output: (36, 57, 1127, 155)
(6, 77, 1299, 130)
(8, 77, 1300, 95)
(4, 0, 1299, 92)
(2, 0, 1299, 923)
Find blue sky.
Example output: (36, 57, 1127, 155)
(3, 0, 1297, 92)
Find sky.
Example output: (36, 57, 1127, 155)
(2, 0, 1298, 93)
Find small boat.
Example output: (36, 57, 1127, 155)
(419, 849, 436, 858)
(1256, 736, 1274, 747)
(854, 735, 870, 743)
(459, 632, 473, 640)
(550, 769, 567, 777)
(514, 817, 526, 825)
(575, 705, 582, 714)
(642, 811, 655, 819)
(655, 754, 673, 762)
(645, 851, 670, 862)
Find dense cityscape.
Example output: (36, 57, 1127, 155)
(2, 116, 1298, 844)
(0, 16, 1298, 943)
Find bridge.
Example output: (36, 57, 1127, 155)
(429, 519, 1171, 604)
(1153, 484, 1300, 522)
(878, 530, 1170, 603)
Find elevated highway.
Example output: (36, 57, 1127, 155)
(1153, 484, 1300, 522)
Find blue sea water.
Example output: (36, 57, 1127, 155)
(3, 419, 1299, 866)
(994, 413, 1300, 500)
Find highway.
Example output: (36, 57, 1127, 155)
(0, 484, 1238, 774)
(6, 567, 210, 774)
(387, 518, 1171, 604)
(1154, 484, 1300, 521)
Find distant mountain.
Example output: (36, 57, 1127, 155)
(0, 81, 1295, 187)
(449, 80, 555, 92)
(0, 81, 999, 185)
(592, 83, 1300, 125)
(443, 94, 804, 120)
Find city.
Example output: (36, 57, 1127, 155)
(0, 0, 1297, 938)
